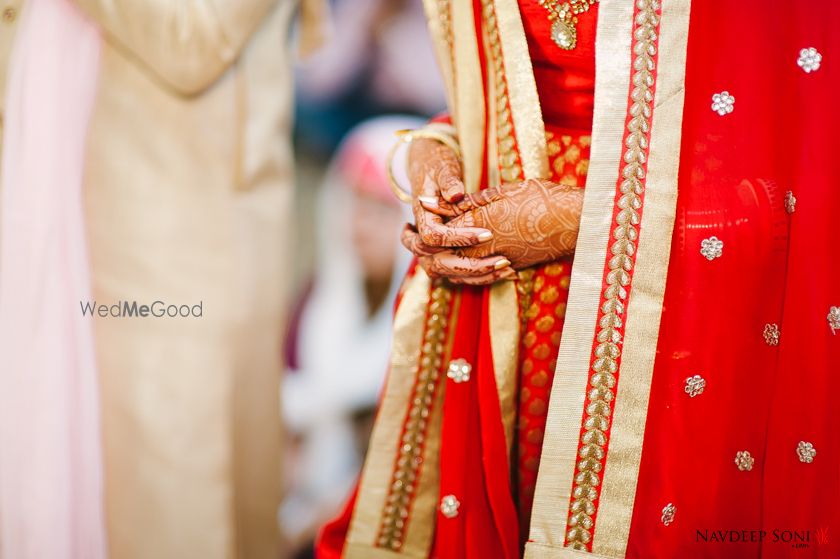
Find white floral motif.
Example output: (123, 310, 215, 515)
(447, 358, 472, 383)
(440, 495, 460, 519)
(684, 375, 706, 398)
(711, 91, 735, 116)
(797, 47, 822, 73)
(661, 503, 676, 526)
(700, 236, 723, 261)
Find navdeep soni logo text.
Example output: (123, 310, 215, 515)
(80, 300, 203, 318)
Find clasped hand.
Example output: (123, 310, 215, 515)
(401, 137, 584, 286)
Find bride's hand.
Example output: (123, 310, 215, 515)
(407, 138, 493, 248)
(421, 179, 584, 270)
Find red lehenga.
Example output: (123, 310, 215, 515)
(318, 1, 840, 558)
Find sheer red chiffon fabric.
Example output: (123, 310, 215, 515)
(627, 3, 840, 558)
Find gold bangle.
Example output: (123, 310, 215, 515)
(386, 127, 461, 205)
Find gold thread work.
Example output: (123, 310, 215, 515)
(376, 283, 454, 550)
(564, 0, 661, 550)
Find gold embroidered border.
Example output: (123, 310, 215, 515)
(591, 0, 690, 554)
(482, 0, 534, 454)
(525, 0, 691, 557)
(526, 1, 636, 549)
(563, 0, 661, 549)
(375, 284, 455, 551)
(421, 0, 456, 119)
(346, 271, 453, 559)
(494, 0, 550, 181)
(451, 0, 486, 193)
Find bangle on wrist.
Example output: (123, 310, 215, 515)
(387, 126, 461, 204)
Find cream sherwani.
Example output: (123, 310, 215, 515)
(2, 1, 296, 558)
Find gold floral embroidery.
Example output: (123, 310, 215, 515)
(784, 191, 797, 214)
(828, 306, 840, 335)
(734, 450, 755, 471)
(763, 323, 780, 346)
(661, 503, 676, 526)
(565, 0, 660, 550)
(376, 283, 453, 551)
(797, 441, 816, 463)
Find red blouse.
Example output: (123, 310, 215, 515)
(519, 1, 597, 131)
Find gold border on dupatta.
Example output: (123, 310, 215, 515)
(345, 270, 453, 559)
(451, 0, 486, 194)
(421, 0, 456, 120)
(493, 0, 549, 181)
(592, 0, 690, 555)
(526, 0, 635, 552)
(525, 0, 691, 557)
(483, 0, 551, 455)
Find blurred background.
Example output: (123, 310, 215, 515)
(281, 1, 445, 556)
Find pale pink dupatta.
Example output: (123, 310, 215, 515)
(0, 0, 106, 557)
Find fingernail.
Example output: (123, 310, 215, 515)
(418, 195, 439, 207)
(494, 258, 511, 270)
(478, 231, 493, 242)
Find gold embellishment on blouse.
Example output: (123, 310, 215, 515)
(700, 236, 723, 261)
(661, 503, 676, 526)
(797, 47, 822, 73)
(565, 0, 659, 550)
(440, 494, 460, 519)
(2, 6, 16, 23)
(784, 191, 797, 214)
(734, 450, 755, 471)
(684, 375, 706, 398)
(711, 91, 735, 116)
(376, 284, 452, 551)
(447, 358, 472, 383)
(797, 441, 817, 463)
(537, 0, 599, 50)
(763, 323, 781, 346)
(828, 307, 840, 335)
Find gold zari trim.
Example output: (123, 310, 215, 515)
(346, 271, 450, 558)
(564, 1, 661, 549)
(527, 0, 691, 556)
(376, 283, 455, 551)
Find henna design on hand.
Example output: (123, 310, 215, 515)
(407, 138, 491, 248)
(445, 179, 584, 270)
(400, 225, 515, 286)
